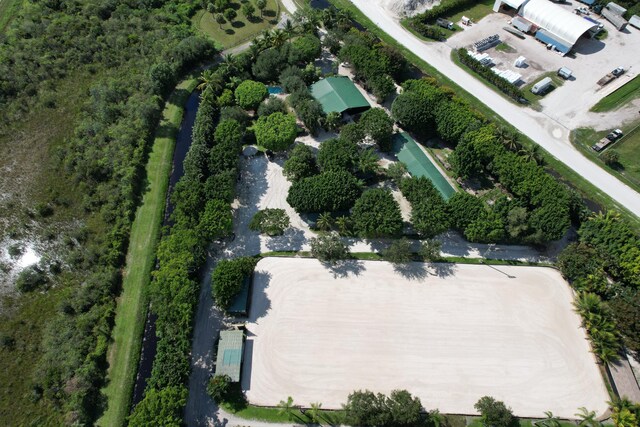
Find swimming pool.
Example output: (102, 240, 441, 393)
(268, 86, 283, 95)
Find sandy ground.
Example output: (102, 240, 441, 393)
(243, 258, 609, 419)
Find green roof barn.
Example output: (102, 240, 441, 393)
(310, 76, 370, 115)
(215, 330, 245, 382)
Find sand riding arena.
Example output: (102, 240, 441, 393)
(241, 257, 609, 418)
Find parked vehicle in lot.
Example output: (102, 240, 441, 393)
(612, 67, 625, 77)
(557, 67, 573, 79)
(607, 129, 624, 141)
(531, 77, 553, 95)
(597, 68, 624, 86)
(436, 18, 454, 30)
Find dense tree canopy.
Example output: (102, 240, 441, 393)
(254, 112, 298, 151)
(474, 396, 516, 427)
(212, 257, 258, 310)
(287, 170, 362, 213)
(234, 80, 268, 110)
(360, 108, 394, 152)
(400, 177, 448, 237)
(283, 143, 318, 181)
(317, 138, 359, 172)
(128, 386, 187, 427)
(290, 34, 322, 64)
(351, 189, 403, 237)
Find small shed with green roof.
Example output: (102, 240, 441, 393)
(215, 330, 245, 382)
(310, 76, 371, 116)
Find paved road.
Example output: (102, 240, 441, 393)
(349, 0, 640, 218)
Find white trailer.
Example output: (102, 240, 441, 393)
(531, 77, 553, 94)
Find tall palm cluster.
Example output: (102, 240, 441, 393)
(573, 291, 620, 362)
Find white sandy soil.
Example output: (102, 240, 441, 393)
(243, 258, 609, 419)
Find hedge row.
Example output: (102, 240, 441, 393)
(131, 89, 238, 424)
(457, 49, 524, 101)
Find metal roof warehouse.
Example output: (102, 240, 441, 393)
(310, 76, 371, 115)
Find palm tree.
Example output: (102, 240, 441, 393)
(519, 144, 540, 164)
(215, 12, 225, 29)
(316, 212, 333, 231)
(497, 126, 520, 151)
(220, 53, 240, 77)
(573, 292, 602, 317)
(256, 0, 267, 17)
(534, 411, 561, 427)
(357, 148, 380, 175)
(335, 216, 351, 236)
(321, 8, 337, 29)
(283, 19, 297, 42)
(308, 402, 322, 423)
(612, 408, 638, 427)
(575, 407, 603, 427)
(196, 69, 224, 93)
(271, 29, 287, 48)
(277, 396, 296, 421)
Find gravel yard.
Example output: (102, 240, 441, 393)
(243, 257, 609, 418)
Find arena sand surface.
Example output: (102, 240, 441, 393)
(242, 258, 609, 418)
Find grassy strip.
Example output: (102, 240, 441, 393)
(328, 0, 640, 229)
(222, 402, 347, 424)
(97, 77, 199, 427)
(591, 75, 640, 112)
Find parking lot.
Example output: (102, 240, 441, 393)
(447, 3, 640, 129)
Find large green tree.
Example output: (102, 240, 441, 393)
(287, 170, 361, 213)
(212, 257, 258, 310)
(351, 189, 403, 237)
(360, 107, 394, 152)
(474, 396, 516, 427)
(317, 138, 358, 172)
(234, 80, 268, 110)
(254, 112, 298, 151)
(283, 143, 318, 181)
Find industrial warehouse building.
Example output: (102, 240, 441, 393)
(494, 0, 600, 54)
(310, 76, 371, 116)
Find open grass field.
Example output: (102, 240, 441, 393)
(327, 0, 640, 230)
(243, 258, 609, 419)
(192, 0, 280, 49)
(571, 125, 640, 194)
(591, 75, 640, 112)
(97, 78, 199, 427)
(441, 0, 495, 24)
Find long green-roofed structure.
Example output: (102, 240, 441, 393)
(394, 132, 456, 200)
(215, 330, 244, 382)
(310, 76, 370, 115)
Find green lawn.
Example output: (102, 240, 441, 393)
(571, 124, 640, 196)
(441, 0, 495, 23)
(0, 0, 23, 33)
(327, 0, 640, 230)
(193, 0, 281, 49)
(591, 75, 640, 112)
(97, 77, 199, 427)
(521, 71, 565, 106)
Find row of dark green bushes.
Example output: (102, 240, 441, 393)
(408, 19, 447, 41)
(129, 88, 239, 424)
(456, 49, 525, 101)
(2, 1, 217, 423)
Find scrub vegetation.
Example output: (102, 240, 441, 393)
(0, 0, 214, 424)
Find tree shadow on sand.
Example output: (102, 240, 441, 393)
(321, 259, 365, 278)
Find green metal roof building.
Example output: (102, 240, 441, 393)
(215, 330, 245, 382)
(310, 76, 371, 115)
